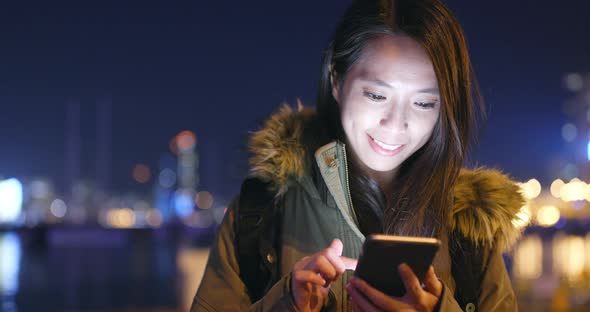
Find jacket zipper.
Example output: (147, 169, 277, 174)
(341, 142, 359, 226)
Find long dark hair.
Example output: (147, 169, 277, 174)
(316, 0, 484, 237)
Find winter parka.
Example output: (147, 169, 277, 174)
(192, 104, 524, 311)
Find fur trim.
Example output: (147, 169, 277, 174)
(248, 104, 525, 250)
(451, 169, 525, 252)
(248, 102, 315, 196)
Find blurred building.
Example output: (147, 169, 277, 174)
(510, 72, 590, 310)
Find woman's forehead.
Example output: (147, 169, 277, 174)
(349, 36, 438, 88)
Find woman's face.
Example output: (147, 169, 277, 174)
(333, 35, 440, 181)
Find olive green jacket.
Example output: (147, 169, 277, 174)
(192, 105, 524, 311)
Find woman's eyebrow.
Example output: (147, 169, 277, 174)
(416, 87, 439, 95)
(359, 77, 439, 95)
(359, 77, 393, 88)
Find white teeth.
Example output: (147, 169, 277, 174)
(372, 137, 400, 151)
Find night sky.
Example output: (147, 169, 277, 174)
(1, 0, 589, 203)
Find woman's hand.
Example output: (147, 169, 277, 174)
(291, 239, 357, 312)
(346, 263, 442, 312)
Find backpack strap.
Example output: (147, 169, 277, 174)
(449, 230, 490, 312)
(235, 177, 281, 302)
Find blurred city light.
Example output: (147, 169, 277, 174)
(565, 73, 584, 92)
(513, 235, 542, 280)
(30, 180, 50, 199)
(512, 205, 532, 230)
(145, 209, 163, 228)
(49, 199, 67, 218)
(536, 205, 560, 227)
(561, 123, 577, 142)
(519, 179, 542, 200)
(195, 191, 214, 210)
(0, 233, 21, 296)
(553, 234, 586, 282)
(132, 164, 151, 183)
(182, 211, 213, 228)
(176, 130, 197, 152)
(550, 179, 565, 198)
(0, 178, 23, 224)
(107, 208, 136, 228)
(174, 189, 194, 218)
(159, 168, 176, 189)
(560, 179, 588, 202)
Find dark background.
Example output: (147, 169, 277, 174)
(1, 0, 589, 202)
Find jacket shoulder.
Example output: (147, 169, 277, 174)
(248, 102, 318, 196)
(452, 168, 525, 252)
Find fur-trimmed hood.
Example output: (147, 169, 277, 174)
(249, 104, 525, 252)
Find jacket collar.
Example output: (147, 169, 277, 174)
(248, 103, 525, 252)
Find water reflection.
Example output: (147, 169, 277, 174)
(0, 227, 215, 312)
(0, 232, 21, 312)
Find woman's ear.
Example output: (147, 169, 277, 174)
(330, 67, 340, 103)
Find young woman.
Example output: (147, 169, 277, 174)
(192, 0, 524, 311)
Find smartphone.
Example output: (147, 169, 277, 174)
(353, 234, 441, 297)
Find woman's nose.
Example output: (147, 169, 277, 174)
(379, 104, 408, 132)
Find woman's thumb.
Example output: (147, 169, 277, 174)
(423, 265, 443, 297)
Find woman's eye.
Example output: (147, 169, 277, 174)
(363, 91, 386, 101)
(414, 101, 436, 109)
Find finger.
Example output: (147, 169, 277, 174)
(346, 282, 380, 312)
(322, 247, 347, 276)
(293, 256, 310, 271)
(293, 270, 326, 287)
(309, 284, 329, 309)
(329, 239, 343, 255)
(341, 256, 358, 270)
(398, 263, 425, 302)
(305, 255, 338, 282)
(423, 265, 443, 297)
(349, 277, 405, 311)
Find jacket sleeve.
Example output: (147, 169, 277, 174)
(438, 245, 518, 312)
(477, 246, 518, 311)
(190, 197, 299, 312)
(436, 282, 464, 311)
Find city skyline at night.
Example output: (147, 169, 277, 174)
(1, 0, 590, 201)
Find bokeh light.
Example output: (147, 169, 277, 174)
(564, 73, 584, 92)
(561, 123, 577, 142)
(195, 191, 214, 210)
(50, 199, 67, 218)
(174, 190, 194, 218)
(145, 209, 163, 228)
(132, 164, 151, 183)
(176, 131, 196, 152)
(550, 179, 565, 198)
(560, 179, 588, 202)
(159, 168, 176, 188)
(0, 178, 23, 224)
(553, 234, 586, 282)
(512, 205, 531, 230)
(107, 208, 136, 228)
(536, 205, 560, 227)
(519, 179, 542, 200)
(513, 235, 542, 280)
